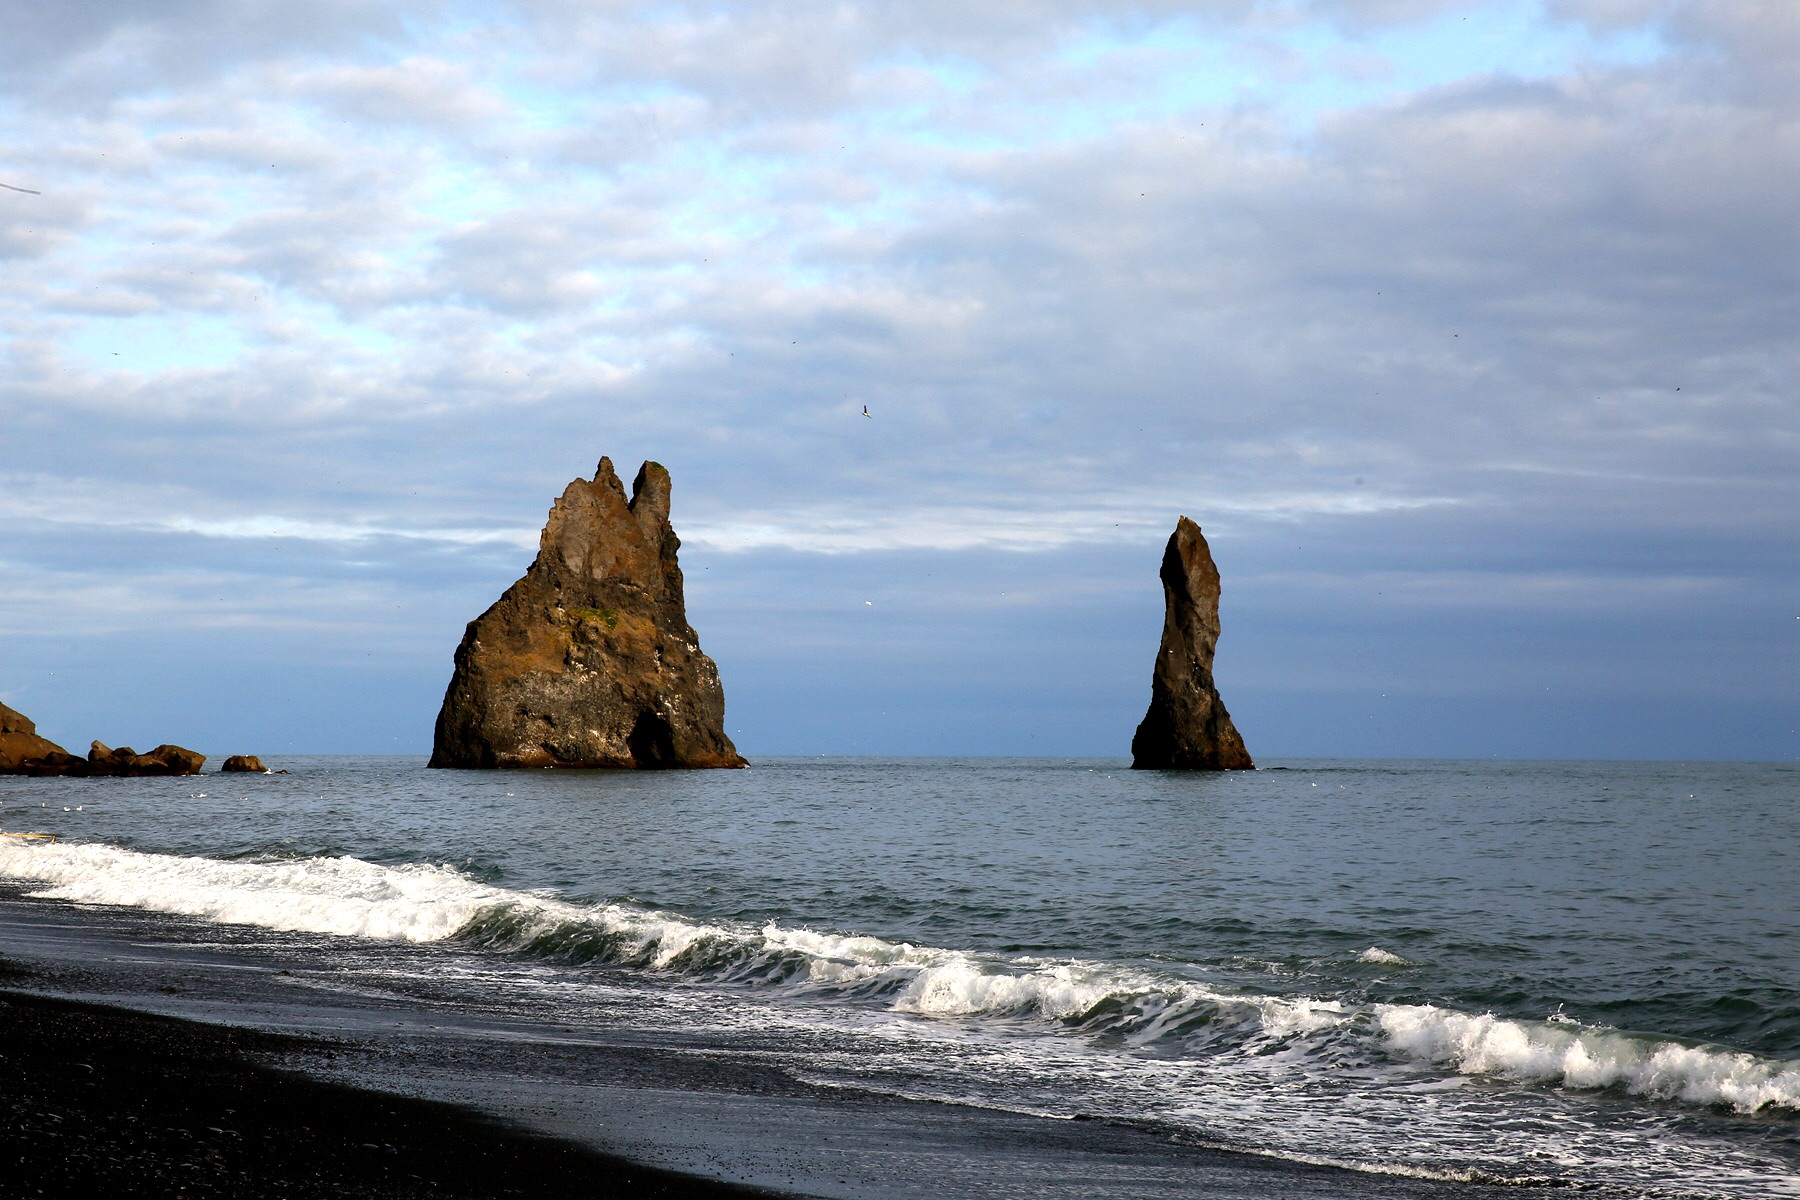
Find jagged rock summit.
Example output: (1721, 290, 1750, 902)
(1130, 517, 1254, 770)
(430, 457, 746, 770)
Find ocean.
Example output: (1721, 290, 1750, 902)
(2, 757, 1796, 1197)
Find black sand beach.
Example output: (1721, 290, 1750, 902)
(0, 980, 774, 1199)
(0, 885, 1561, 1199)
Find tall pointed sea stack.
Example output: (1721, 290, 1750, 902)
(430, 458, 746, 770)
(1130, 517, 1254, 770)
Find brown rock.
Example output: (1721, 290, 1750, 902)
(15, 750, 87, 777)
(221, 755, 269, 773)
(85, 741, 206, 777)
(1, 703, 205, 776)
(141, 744, 206, 775)
(87, 741, 130, 768)
(0, 700, 67, 771)
(429, 457, 746, 770)
(1130, 517, 1254, 770)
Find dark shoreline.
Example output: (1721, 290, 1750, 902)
(0, 881, 1579, 1199)
(0, 968, 780, 1200)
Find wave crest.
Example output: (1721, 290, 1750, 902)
(1377, 1004, 1800, 1113)
(7, 838, 1796, 1116)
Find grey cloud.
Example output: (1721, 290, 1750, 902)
(0, 188, 86, 264)
(289, 58, 509, 130)
(0, 0, 1791, 757)
(1673, 0, 1800, 104)
(430, 205, 677, 316)
(0, 1, 410, 106)
(549, 96, 717, 170)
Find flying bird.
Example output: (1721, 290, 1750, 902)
(862, 405, 871, 418)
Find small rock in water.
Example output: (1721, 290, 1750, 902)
(220, 755, 268, 773)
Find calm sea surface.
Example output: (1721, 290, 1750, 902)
(3, 757, 1796, 1196)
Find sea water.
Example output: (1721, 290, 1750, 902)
(2, 757, 1796, 1196)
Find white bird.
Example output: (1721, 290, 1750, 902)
(862, 405, 871, 418)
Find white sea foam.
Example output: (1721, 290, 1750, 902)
(0, 838, 510, 941)
(0, 838, 1345, 1044)
(1377, 1004, 1800, 1114)
(896, 956, 1136, 1019)
(1357, 946, 1415, 966)
(7, 837, 1798, 1123)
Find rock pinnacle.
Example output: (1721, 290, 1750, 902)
(1130, 516, 1254, 770)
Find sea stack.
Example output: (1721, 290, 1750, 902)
(429, 458, 746, 770)
(1130, 517, 1254, 770)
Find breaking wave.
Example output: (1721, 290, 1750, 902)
(4, 837, 1797, 1115)
(1377, 1004, 1800, 1114)
(0, 839, 500, 942)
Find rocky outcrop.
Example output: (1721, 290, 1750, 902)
(84, 742, 207, 776)
(1130, 517, 1254, 770)
(0, 701, 65, 771)
(430, 457, 746, 770)
(221, 755, 268, 773)
(0, 706, 206, 776)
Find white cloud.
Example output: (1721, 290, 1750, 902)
(0, 473, 538, 549)
(686, 489, 1454, 554)
(0, 0, 1791, 753)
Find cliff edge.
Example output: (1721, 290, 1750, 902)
(1130, 517, 1254, 770)
(429, 458, 745, 770)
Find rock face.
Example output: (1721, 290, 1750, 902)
(1130, 517, 1254, 770)
(430, 457, 746, 770)
(0, 705, 206, 776)
(221, 755, 268, 773)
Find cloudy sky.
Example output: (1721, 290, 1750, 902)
(1, 0, 1793, 760)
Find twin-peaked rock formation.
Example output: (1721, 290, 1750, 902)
(1131, 516, 1254, 770)
(430, 458, 745, 770)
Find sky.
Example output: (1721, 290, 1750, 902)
(0, 0, 1794, 760)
